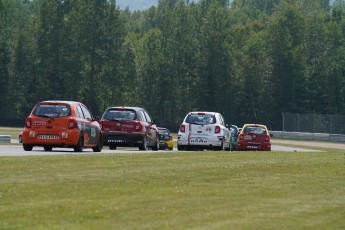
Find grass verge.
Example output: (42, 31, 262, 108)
(0, 151, 344, 229)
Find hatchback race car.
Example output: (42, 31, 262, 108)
(158, 127, 174, 150)
(237, 124, 272, 151)
(100, 107, 159, 151)
(177, 111, 231, 151)
(22, 101, 103, 152)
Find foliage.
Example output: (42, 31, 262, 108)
(1, 0, 345, 130)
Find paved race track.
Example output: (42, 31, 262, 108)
(0, 144, 320, 157)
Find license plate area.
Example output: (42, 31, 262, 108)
(190, 137, 208, 144)
(38, 135, 59, 140)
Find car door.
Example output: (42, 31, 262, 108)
(80, 104, 99, 146)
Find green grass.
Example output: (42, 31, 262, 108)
(0, 151, 344, 229)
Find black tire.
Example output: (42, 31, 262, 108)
(139, 135, 147, 151)
(219, 139, 225, 151)
(93, 134, 103, 152)
(152, 136, 159, 151)
(23, 144, 33, 151)
(177, 144, 184, 151)
(74, 135, 84, 152)
(44, 146, 53, 151)
(109, 146, 117, 150)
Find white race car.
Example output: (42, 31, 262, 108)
(177, 111, 231, 151)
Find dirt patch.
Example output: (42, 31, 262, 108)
(272, 139, 345, 150)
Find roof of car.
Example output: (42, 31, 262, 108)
(242, 124, 268, 129)
(188, 111, 218, 115)
(40, 100, 81, 105)
(107, 106, 144, 111)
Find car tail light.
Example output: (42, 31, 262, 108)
(215, 125, 221, 134)
(68, 118, 77, 129)
(265, 134, 270, 141)
(135, 121, 142, 131)
(239, 134, 244, 140)
(25, 117, 31, 128)
(179, 124, 185, 133)
(197, 112, 205, 115)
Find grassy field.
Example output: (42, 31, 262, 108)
(0, 151, 344, 229)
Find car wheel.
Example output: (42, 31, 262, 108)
(109, 145, 117, 150)
(74, 135, 84, 152)
(139, 135, 148, 151)
(177, 144, 184, 151)
(152, 136, 159, 151)
(219, 139, 225, 151)
(225, 140, 231, 151)
(23, 144, 33, 151)
(44, 146, 53, 151)
(93, 134, 103, 152)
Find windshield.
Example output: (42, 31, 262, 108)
(185, 114, 216, 125)
(33, 104, 71, 118)
(104, 109, 137, 121)
(243, 126, 267, 134)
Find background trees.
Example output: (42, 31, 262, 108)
(1, 0, 345, 130)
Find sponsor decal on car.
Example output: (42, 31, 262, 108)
(190, 138, 208, 143)
(33, 120, 47, 126)
(37, 135, 59, 140)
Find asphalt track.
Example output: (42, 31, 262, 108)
(0, 144, 320, 157)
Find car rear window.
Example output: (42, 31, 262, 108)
(158, 129, 170, 136)
(104, 109, 137, 121)
(185, 114, 216, 125)
(243, 126, 267, 134)
(33, 104, 71, 118)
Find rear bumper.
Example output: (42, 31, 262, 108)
(237, 141, 271, 151)
(159, 140, 174, 150)
(22, 129, 80, 146)
(104, 133, 146, 147)
(177, 133, 222, 148)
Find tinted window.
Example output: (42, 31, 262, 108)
(81, 105, 93, 120)
(143, 110, 152, 123)
(104, 109, 137, 121)
(185, 114, 216, 125)
(76, 105, 84, 118)
(33, 104, 71, 118)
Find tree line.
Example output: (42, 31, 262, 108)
(1, 0, 345, 130)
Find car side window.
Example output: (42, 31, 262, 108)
(81, 105, 93, 120)
(219, 115, 225, 126)
(143, 110, 152, 123)
(139, 111, 146, 122)
(76, 105, 84, 119)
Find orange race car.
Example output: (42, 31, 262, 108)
(22, 101, 103, 152)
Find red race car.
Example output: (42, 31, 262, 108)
(100, 107, 159, 151)
(22, 101, 103, 152)
(237, 124, 272, 151)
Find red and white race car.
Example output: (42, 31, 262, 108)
(177, 111, 231, 151)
